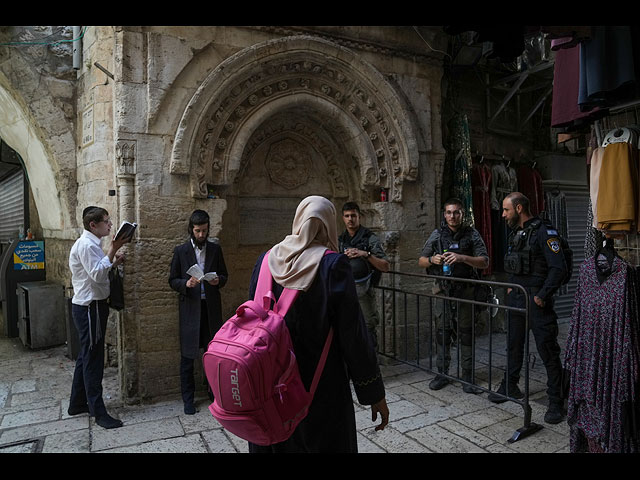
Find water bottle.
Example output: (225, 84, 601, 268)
(442, 249, 452, 276)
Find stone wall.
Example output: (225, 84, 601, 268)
(1, 26, 448, 403)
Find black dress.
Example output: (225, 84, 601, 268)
(247, 251, 385, 453)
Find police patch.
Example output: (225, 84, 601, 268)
(547, 238, 561, 253)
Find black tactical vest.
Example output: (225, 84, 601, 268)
(503, 219, 548, 278)
(436, 226, 476, 279)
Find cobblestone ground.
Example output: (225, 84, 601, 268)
(0, 321, 571, 453)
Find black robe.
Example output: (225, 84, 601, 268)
(248, 251, 385, 453)
(168, 240, 228, 359)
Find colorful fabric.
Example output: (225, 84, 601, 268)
(565, 256, 640, 453)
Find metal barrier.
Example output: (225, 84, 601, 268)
(374, 271, 543, 443)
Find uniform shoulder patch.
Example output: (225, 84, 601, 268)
(547, 238, 561, 253)
(546, 229, 558, 235)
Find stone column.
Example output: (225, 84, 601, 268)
(115, 139, 139, 402)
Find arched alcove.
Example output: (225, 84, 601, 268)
(0, 83, 67, 235)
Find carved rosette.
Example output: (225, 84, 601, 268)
(265, 138, 311, 189)
(173, 36, 419, 202)
(240, 119, 349, 198)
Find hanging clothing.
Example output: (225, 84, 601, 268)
(565, 255, 640, 453)
(489, 163, 517, 211)
(516, 164, 544, 216)
(584, 198, 598, 260)
(579, 26, 640, 112)
(471, 161, 493, 275)
(490, 162, 517, 273)
(596, 142, 639, 233)
(442, 113, 475, 227)
(589, 146, 605, 228)
(551, 42, 605, 129)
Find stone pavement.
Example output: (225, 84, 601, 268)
(0, 321, 571, 454)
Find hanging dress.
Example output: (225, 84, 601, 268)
(472, 161, 493, 275)
(565, 255, 640, 453)
(517, 164, 544, 216)
(490, 162, 517, 272)
(443, 113, 475, 227)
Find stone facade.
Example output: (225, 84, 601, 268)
(0, 26, 447, 403)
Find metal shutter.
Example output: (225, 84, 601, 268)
(547, 184, 590, 320)
(0, 170, 25, 242)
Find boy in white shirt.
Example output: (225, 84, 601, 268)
(68, 206, 130, 429)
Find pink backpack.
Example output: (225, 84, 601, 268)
(203, 250, 333, 446)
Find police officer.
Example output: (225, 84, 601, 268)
(487, 192, 566, 425)
(339, 202, 390, 351)
(419, 198, 489, 393)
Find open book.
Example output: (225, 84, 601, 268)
(186, 264, 218, 283)
(114, 221, 137, 241)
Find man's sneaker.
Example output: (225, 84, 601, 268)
(487, 381, 524, 403)
(429, 374, 450, 391)
(544, 401, 566, 424)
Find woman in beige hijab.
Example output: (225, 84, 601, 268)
(248, 195, 389, 453)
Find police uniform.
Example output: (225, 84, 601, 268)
(421, 225, 489, 380)
(501, 216, 566, 406)
(338, 226, 388, 349)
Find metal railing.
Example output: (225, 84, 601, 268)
(374, 271, 543, 443)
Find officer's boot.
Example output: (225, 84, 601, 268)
(429, 371, 450, 390)
(544, 398, 566, 424)
(429, 330, 451, 391)
(487, 378, 523, 403)
(461, 370, 483, 394)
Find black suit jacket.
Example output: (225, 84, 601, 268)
(168, 239, 228, 359)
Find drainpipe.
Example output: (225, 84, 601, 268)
(72, 26, 82, 70)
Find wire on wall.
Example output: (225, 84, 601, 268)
(0, 26, 88, 47)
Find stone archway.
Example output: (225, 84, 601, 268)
(0, 80, 69, 236)
(170, 34, 420, 203)
(169, 34, 422, 313)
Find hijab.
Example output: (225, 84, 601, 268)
(268, 196, 339, 291)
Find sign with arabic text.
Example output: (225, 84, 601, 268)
(13, 241, 45, 270)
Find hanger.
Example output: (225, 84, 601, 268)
(602, 126, 633, 147)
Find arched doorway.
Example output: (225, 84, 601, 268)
(170, 35, 421, 313)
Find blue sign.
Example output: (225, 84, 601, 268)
(13, 241, 45, 270)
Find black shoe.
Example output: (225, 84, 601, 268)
(462, 375, 483, 395)
(544, 401, 566, 424)
(96, 414, 123, 429)
(429, 374, 450, 391)
(184, 403, 196, 415)
(67, 404, 90, 416)
(487, 381, 524, 403)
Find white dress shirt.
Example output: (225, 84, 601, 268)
(191, 239, 206, 298)
(69, 230, 113, 305)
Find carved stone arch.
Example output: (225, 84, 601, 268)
(170, 34, 419, 202)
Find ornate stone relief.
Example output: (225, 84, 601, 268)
(115, 140, 136, 177)
(171, 36, 419, 202)
(265, 138, 311, 189)
(239, 118, 350, 198)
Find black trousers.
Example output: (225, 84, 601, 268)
(505, 289, 563, 402)
(180, 300, 212, 405)
(69, 300, 110, 417)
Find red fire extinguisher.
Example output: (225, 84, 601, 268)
(380, 189, 387, 202)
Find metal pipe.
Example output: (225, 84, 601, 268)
(72, 26, 82, 70)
